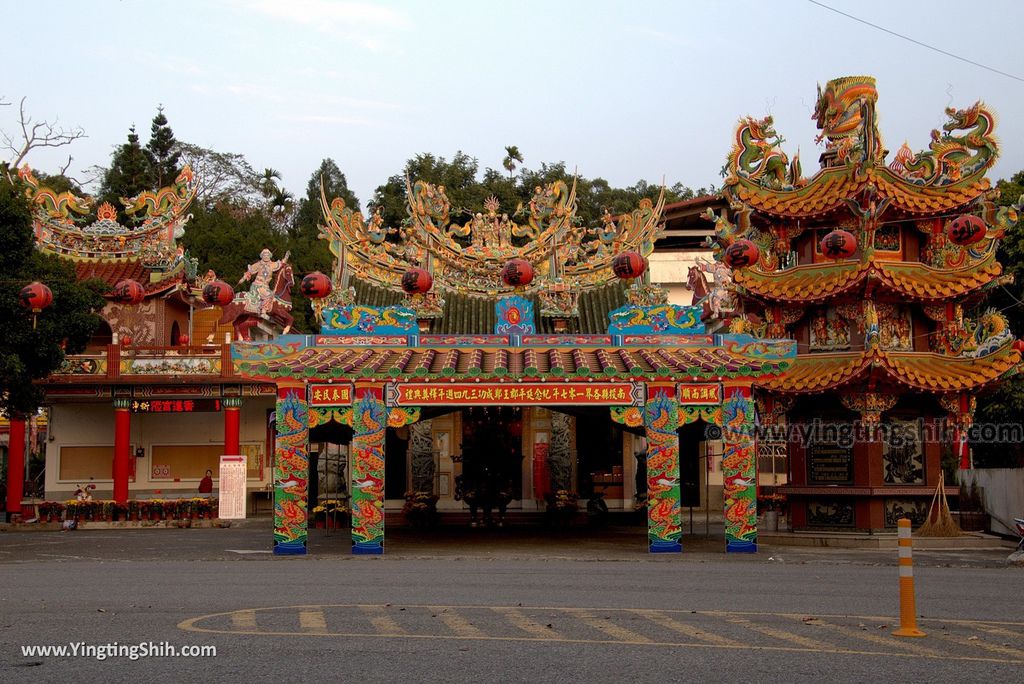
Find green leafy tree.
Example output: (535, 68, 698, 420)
(181, 201, 288, 289)
(0, 170, 106, 416)
(97, 125, 151, 214)
(146, 105, 181, 188)
(974, 170, 1024, 467)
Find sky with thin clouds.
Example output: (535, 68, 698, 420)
(4, 0, 1023, 205)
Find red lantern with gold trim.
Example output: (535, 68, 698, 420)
(401, 267, 433, 294)
(112, 279, 145, 305)
(300, 271, 332, 299)
(723, 239, 760, 269)
(611, 251, 647, 279)
(820, 229, 858, 260)
(947, 214, 986, 246)
(202, 280, 235, 306)
(20, 281, 53, 313)
(501, 259, 534, 287)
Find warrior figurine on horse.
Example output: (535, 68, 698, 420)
(218, 248, 295, 340)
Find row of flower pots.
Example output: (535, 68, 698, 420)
(36, 498, 218, 523)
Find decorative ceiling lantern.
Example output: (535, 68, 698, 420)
(820, 229, 858, 259)
(401, 267, 433, 294)
(947, 214, 986, 246)
(202, 280, 235, 306)
(301, 271, 333, 299)
(19, 281, 53, 313)
(723, 239, 760, 269)
(178, 334, 190, 346)
(112, 279, 146, 305)
(611, 251, 647, 280)
(501, 258, 534, 287)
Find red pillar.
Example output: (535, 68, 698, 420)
(224, 398, 242, 455)
(113, 401, 131, 503)
(5, 415, 26, 519)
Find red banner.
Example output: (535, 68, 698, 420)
(308, 383, 354, 406)
(677, 383, 721, 405)
(388, 382, 642, 406)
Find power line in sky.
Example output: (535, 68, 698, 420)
(807, 0, 1024, 83)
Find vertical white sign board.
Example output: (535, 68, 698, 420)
(219, 455, 247, 519)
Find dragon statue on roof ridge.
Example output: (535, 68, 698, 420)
(888, 100, 999, 187)
(319, 173, 664, 297)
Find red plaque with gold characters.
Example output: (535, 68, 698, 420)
(387, 382, 644, 407)
(308, 383, 354, 406)
(677, 383, 721, 405)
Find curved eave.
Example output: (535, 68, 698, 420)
(724, 165, 990, 219)
(756, 345, 1020, 393)
(233, 344, 794, 384)
(734, 252, 1001, 303)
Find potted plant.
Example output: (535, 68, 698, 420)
(402, 491, 439, 528)
(39, 501, 65, 523)
(758, 492, 787, 531)
(546, 489, 579, 527)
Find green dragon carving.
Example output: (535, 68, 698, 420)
(888, 101, 999, 186)
(725, 116, 803, 189)
(18, 165, 94, 222)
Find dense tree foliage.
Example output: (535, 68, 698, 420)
(97, 125, 151, 216)
(0, 169, 106, 416)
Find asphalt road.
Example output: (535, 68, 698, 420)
(1, 525, 1021, 683)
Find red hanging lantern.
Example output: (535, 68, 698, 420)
(723, 239, 760, 269)
(1013, 339, 1024, 353)
(121, 335, 133, 346)
(300, 271, 332, 299)
(178, 334, 190, 346)
(819, 229, 858, 259)
(611, 251, 647, 279)
(112, 279, 146, 305)
(202, 280, 235, 306)
(501, 258, 535, 287)
(947, 214, 986, 246)
(401, 267, 433, 294)
(19, 281, 53, 313)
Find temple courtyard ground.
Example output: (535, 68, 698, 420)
(1, 523, 1020, 682)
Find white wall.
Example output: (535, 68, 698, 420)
(962, 468, 1024, 535)
(45, 399, 274, 498)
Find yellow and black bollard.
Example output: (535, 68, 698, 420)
(892, 517, 926, 638)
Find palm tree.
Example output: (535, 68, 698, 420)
(502, 146, 523, 180)
(259, 167, 282, 200)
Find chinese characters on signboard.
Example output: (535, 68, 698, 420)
(677, 383, 721, 405)
(130, 399, 221, 413)
(388, 382, 643, 407)
(308, 384, 354, 406)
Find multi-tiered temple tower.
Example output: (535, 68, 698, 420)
(709, 76, 1021, 531)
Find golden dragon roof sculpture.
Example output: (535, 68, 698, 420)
(318, 177, 665, 297)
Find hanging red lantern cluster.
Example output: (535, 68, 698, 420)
(820, 229, 858, 260)
(112, 279, 145, 305)
(947, 214, 986, 246)
(723, 239, 760, 269)
(19, 281, 53, 313)
(611, 251, 647, 279)
(202, 280, 235, 306)
(301, 271, 332, 299)
(401, 267, 433, 294)
(501, 259, 534, 287)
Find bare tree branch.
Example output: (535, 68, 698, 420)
(2, 96, 86, 176)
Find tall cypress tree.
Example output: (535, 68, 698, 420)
(146, 105, 181, 188)
(98, 126, 152, 215)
